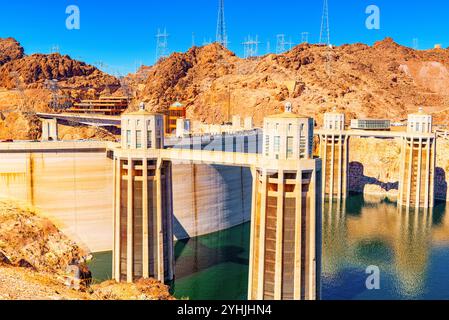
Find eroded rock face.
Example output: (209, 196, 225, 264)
(0, 38, 24, 66)
(0, 53, 119, 91)
(0, 201, 88, 273)
(128, 38, 449, 126)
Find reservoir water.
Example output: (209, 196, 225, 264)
(89, 193, 449, 300)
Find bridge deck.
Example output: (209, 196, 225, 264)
(37, 113, 121, 127)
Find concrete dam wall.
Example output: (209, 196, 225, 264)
(0, 150, 252, 253)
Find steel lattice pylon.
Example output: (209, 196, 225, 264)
(216, 0, 228, 48)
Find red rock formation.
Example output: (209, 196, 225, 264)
(0, 38, 24, 66)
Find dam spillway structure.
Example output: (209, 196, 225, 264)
(112, 104, 174, 283)
(318, 108, 349, 201)
(248, 103, 322, 300)
(398, 108, 436, 209)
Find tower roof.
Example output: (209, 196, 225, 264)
(124, 102, 162, 116)
(410, 107, 429, 116)
(326, 106, 342, 115)
(171, 101, 184, 108)
(266, 102, 309, 119)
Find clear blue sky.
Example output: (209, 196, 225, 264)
(0, 0, 447, 75)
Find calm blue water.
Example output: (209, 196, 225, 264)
(89, 194, 449, 300)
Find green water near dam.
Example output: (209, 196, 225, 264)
(89, 194, 449, 300)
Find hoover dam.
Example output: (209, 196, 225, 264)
(0, 141, 252, 252)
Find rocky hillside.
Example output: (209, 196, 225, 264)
(0, 38, 24, 66)
(0, 38, 119, 94)
(0, 200, 174, 300)
(131, 38, 449, 126)
(0, 37, 121, 140)
(0, 201, 88, 272)
(2, 36, 449, 138)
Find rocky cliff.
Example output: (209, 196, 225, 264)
(0, 200, 174, 300)
(130, 38, 449, 126)
(2, 37, 449, 138)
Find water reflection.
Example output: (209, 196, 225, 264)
(172, 223, 250, 300)
(89, 194, 449, 300)
(323, 193, 449, 300)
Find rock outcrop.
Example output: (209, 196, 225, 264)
(0, 38, 24, 66)
(129, 38, 449, 126)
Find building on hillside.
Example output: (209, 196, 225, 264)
(66, 97, 129, 116)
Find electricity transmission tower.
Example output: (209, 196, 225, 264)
(50, 45, 60, 54)
(203, 38, 213, 46)
(216, 0, 228, 48)
(45, 79, 60, 110)
(301, 32, 309, 44)
(11, 71, 26, 111)
(155, 28, 169, 62)
(276, 34, 286, 54)
(266, 40, 271, 54)
(286, 37, 294, 50)
(319, 0, 330, 45)
(319, 0, 333, 77)
(413, 38, 419, 50)
(243, 35, 260, 58)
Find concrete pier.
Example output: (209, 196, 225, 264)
(41, 118, 58, 141)
(398, 109, 436, 209)
(318, 109, 349, 201)
(248, 104, 322, 300)
(112, 107, 174, 283)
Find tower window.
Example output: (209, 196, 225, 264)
(287, 137, 294, 159)
(136, 130, 142, 148)
(126, 130, 131, 148)
(265, 136, 270, 156)
(147, 130, 153, 148)
(274, 136, 280, 153)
